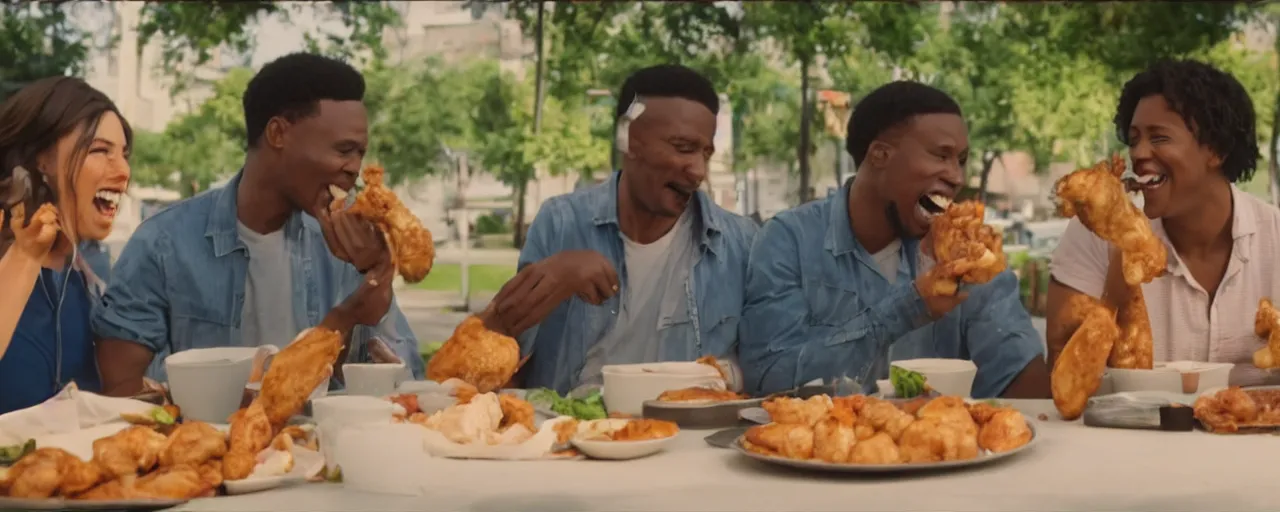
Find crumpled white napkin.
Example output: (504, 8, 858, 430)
(0, 383, 154, 445)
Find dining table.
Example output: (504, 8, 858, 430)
(170, 399, 1277, 512)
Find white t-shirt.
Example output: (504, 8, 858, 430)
(237, 222, 298, 349)
(872, 239, 902, 284)
(579, 209, 697, 386)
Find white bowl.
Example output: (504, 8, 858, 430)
(890, 359, 978, 398)
(571, 435, 675, 460)
(245, 380, 328, 402)
(1109, 361, 1232, 394)
(601, 362, 724, 416)
(311, 396, 401, 471)
(165, 347, 269, 423)
(343, 363, 406, 397)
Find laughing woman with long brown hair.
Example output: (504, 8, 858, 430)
(0, 77, 132, 414)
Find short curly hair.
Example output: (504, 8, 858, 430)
(1114, 59, 1259, 183)
(846, 81, 962, 168)
(243, 53, 365, 148)
(615, 64, 719, 120)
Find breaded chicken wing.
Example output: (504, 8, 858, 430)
(77, 465, 215, 501)
(969, 402, 1033, 453)
(1193, 386, 1259, 433)
(897, 418, 979, 463)
(1052, 295, 1119, 420)
(849, 432, 901, 465)
(343, 164, 435, 283)
(761, 395, 833, 426)
(497, 393, 536, 432)
(914, 396, 978, 437)
(856, 399, 916, 441)
(929, 201, 1006, 296)
(427, 316, 521, 393)
(259, 327, 344, 427)
(159, 421, 227, 468)
(224, 401, 273, 481)
(1253, 298, 1280, 369)
(92, 425, 168, 478)
(812, 407, 857, 463)
(4, 447, 103, 498)
(1110, 284, 1154, 369)
(1053, 155, 1167, 286)
(743, 423, 815, 459)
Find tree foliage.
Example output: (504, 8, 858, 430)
(0, 3, 90, 101)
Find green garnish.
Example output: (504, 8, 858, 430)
(526, 388, 607, 420)
(420, 342, 444, 367)
(890, 366, 928, 399)
(0, 439, 36, 466)
(150, 407, 175, 425)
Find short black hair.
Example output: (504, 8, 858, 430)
(846, 81, 962, 168)
(243, 52, 365, 148)
(1114, 59, 1259, 183)
(615, 64, 719, 120)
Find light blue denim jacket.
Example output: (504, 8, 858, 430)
(517, 171, 759, 393)
(739, 185, 1043, 398)
(92, 172, 424, 383)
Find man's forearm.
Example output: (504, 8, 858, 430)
(95, 338, 155, 397)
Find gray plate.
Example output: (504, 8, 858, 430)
(731, 419, 1040, 473)
(643, 398, 765, 429)
(0, 497, 185, 511)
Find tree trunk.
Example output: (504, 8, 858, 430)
(977, 150, 1000, 203)
(798, 57, 812, 203)
(514, 1, 547, 250)
(1269, 83, 1280, 205)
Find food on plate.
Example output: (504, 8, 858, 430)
(525, 388, 607, 420)
(1253, 298, 1280, 369)
(695, 354, 729, 380)
(609, 419, 679, 441)
(1, 447, 104, 498)
(1053, 154, 1167, 286)
(1052, 294, 1119, 420)
(656, 387, 745, 402)
(387, 393, 422, 416)
(159, 421, 227, 469)
(928, 200, 1006, 296)
(404, 392, 540, 445)
(1193, 386, 1280, 433)
(1110, 284, 1154, 370)
(224, 402, 273, 481)
(120, 404, 180, 429)
(73, 465, 214, 501)
(427, 316, 521, 393)
(890, 365, 931, 398)
(91, 425, 168, 478)
(257, 327, 344, 428)
(742, 394, 1031, 465)
(338, 164, 435, 283)
(0, 439, 35, 466)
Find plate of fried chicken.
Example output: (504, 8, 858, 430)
(733, 394, 1037, 473)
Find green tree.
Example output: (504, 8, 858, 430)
(0, 4, 90, 100)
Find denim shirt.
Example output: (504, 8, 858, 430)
(92, 172, 424, 383)
(517, 171, 759, 393)
(739, 185, 1043, 398)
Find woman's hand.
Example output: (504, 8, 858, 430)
(8, 203, 60, 261)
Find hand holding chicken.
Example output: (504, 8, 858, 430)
(1051, 295, 1120, 420)
(927, 200, 1006, 297)
(1053, 155, 1167, 286)
(1252, 298, 1280, 369)
(338, 164, 435, 283)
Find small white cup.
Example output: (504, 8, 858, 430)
(343, 363, 406, 397)
(312, 396, 399, 471)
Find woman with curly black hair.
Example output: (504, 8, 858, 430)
(1046, 59, 1280, 387)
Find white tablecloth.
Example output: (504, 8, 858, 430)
(173, 400, 1277, 512)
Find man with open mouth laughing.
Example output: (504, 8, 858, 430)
(739, 81, 1050, 399)
(93, 53, 423, 398)
(1049, 60, 1280, 387)
(479, 65, 759, 393)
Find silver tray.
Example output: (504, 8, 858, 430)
(0, 496, 185, 511)
(731, 419, 1039, 473)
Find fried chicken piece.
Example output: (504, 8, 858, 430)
(1052, 294, 1119, 420)
(656, 387, 745, 402)
(915, 396, 978, 437)
(553, 419, 581, 445)
(427, 316, 521, 393)
(695, 355, 729, 381)
(611, 419, 680, 441)
(133, 465, 215, 500)
(343, 164, 435, 283)
(388, 393, 422, 416)
(897, 417, 979, 463)
(974, 407, 1033, 453)
(224, 401, 273, 481)
(856, 399, 916, 441)
(1110, 284, 1154, 369)
(159, 421, 227, 468)
(1253, 298, 1280, 369)
(930, 201, 1006, 296)
(1193, 386, 1260, 433)
(849, 432, 901, 465)
(761, 395, 833, 426)
(743, 423, 814, 459)
(812, 407, 857, 463)
(92, 425, 168, 478)
(196, 460, 224, 489)
(1053, 155, 1167, 286)
(4, 447, 103, 498)
(258, 327, 344, 427)
(498, 394, 536, 432)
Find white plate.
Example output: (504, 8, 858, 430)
(0, 497, 185, 511)
(732, 419, 1040, 473)
(571, 435, 676, 460)
(643, 397, 763, 409)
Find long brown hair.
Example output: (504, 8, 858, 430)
(0, 76, 133, 251)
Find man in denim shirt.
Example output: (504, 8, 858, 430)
(739, 82, 1049, 398)
(485, 65, 758, 393)
(93, 54, 422, 395)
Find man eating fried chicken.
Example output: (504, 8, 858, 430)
(738, 81, 1050, 399)
(93, 53, 423, 397)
